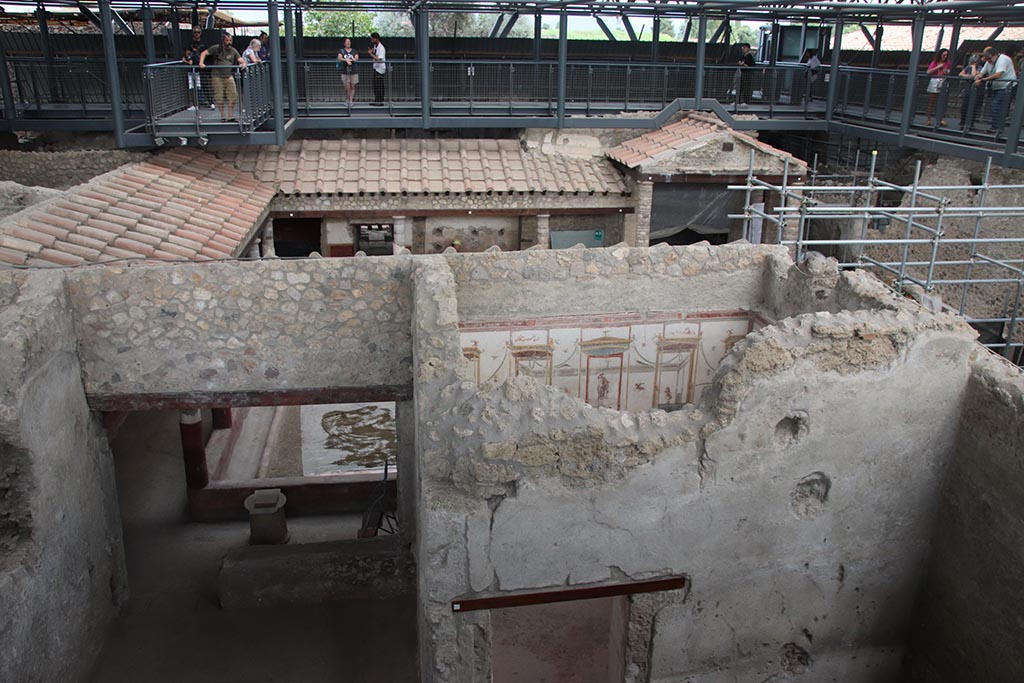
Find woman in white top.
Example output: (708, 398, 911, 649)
(242, 39, 262, 66)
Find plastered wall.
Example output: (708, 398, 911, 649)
(0, 271, 126, 683)
(411, 247, 981, 682)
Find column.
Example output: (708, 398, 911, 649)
(142, 2, 156, 64)
(283, 0, 298, 118)
(899, 16, 926, 144)
(179, 409, 209, 490)
(536, 213, 551, 249)
(632, 181, 653, 247)
(212, 407, 233, 429)
(247, 239, 261, 258)
(825, 19, 843, 122)
(169, 8, 181, 58)
(392, 215, 412, 250)
(416, 9, 430, 127)
(262, 220, 276, 257)
(694, 15, 707, 106)
(0, 36, 15, 122)
(269, 0, 285, 145)
(557, 12, 567, 126)
(98, 0, 125, 148)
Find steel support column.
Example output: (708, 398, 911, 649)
(595, 16, 616, 42)
(205, 2, 217, 30)
(35, 4, 51, 61)
(417, 9, 430, 128)
(0, 37, 15, 122)
(533, 13, 542, 60)
(899, 17, 926, 145)
(296, 9, 304, 59)
(489, 14, 505, 39)
(284, 0, 298, 119)
(269, 0, 285, 145)
(622, 15, 638, 42)
(870, 25, 884, 69)
(694, 15, 707, 108)
(98, 0, 125, 148)
(170, 6, 181, 57)
(826, 19, 843, 122)
(651, 17, 660, 62)
(769, 22, 779, 65)
(949, 20, 962, 57)
(142, 2, 157, 63)
(557, 12, 567, 126)
(499, 12, 520, 39)
(1003, 73, 1024, 158)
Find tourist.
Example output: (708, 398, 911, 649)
(183, 26, 211, 111)
(337, 37, 359, 105)
(257, 31, 270, 62)
(737, 43, 756, 105)
(976, 45, 1017, 132)
(960, 54, 984, 130)
(199, 32, 246, 122)
(242, 39, 262, 66)
(925, 48, 952, 126)
(802, 48, 821, 104)
(367, 32, 387, 106)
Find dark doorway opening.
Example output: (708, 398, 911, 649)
(273, 218, 322, 257)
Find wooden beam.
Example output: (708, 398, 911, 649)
(269, 207, 634, 219)
(87, 384, 412, 411)
(451, 575, 688, 613)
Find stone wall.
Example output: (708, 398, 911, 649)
(412, 247, 980, 682)
(270, 191, 633, 216)
(0, 150, 147, 190)
(65, 257, 415, 402)
(906, 352, 1024, 681)
(0, 181, 63, 221)
(0, 270, 126, 683)
(423, 215, 519, 253)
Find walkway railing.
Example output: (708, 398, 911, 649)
(7, 56, 145, 117)
(143, 62, 273, 137)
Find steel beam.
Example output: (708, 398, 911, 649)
(35, 4, 51, 61)
(858, 23, 875, 49)
(112, 8, 135, 35)
(682, 18, 692, 43)
(296, 9, 304, 59)
(284, 0, 298, 119)
(899, 17, 926, 145)
(269, 0, 285, 145)
(709, 18, 729, 45)
(870, 24, 883, 69)
(416, 9, 430, 129)
(622, 15, 638, 42)
(987, 24, 1006, 42)
(98, 0, 125, 148)
(557, 12, 567, 126)
(651, 16, 660, 62)
(694, 14, 707, 107)
(205, 2, 218, 30)
(595, 16, 617, 42)
(826, 19, 843, 123)
(499, 12, 520, 39)
(142, 2, 157, 63)
(489, 14, 505, 39)
(533, 13, 543, 60)
(170, 6, 182, 57)
(949, 20, 962, 57)
(1003, 71, 1024, 159)
(0, 36, 16, 123)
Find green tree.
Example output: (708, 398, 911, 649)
(677, 19, 760, 47)
(304, 10, 375, 38)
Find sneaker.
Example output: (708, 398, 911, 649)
(209, 103, 217, 110)
(187, 105, 196, 111)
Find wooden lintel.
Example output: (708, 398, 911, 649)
(270, 207, 634, 219)
(638, 173, 802, 185)
(451, 575, 688, 613)
(87, 384, 413, 412)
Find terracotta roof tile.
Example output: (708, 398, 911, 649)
(223, 138, 628, 196)
(0, 149, 274, 267)
(606, 112, 807, 172)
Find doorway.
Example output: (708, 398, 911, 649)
(272, 217, 322, 257)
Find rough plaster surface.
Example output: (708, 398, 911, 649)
(0, 149, 146, 190)
(411, 246, 980, 683)
(0, 271, 126, 683)
(66, 257, 414, 399)
(906, 353, 1024, 682)
(0, 181, 63, 221)
(447, 242, 787, 321)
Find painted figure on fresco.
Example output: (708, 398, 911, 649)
(597, 373, 610, 402)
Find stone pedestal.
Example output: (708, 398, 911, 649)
(243, 488, 289, 545)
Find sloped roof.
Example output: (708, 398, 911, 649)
(606, 112, 806, 172)
(0, 149, 274, 267)
(225, 139, 630, 195)
(843, 24, 1024, 53)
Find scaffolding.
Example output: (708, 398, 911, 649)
(731, 151, 1024, 362)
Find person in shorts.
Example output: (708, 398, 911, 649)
(337, 38, 359, 105)
(183, 26, 210, 110)
(200, 32, 246, 121)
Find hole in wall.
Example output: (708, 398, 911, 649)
(790, 471, 831, 520)
(774, 411, 808, 447)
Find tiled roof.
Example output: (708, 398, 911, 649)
(0, 149, 274, 267)
(843, 25, 1024, 54)
(225, 139, 629, 195)
(606, 112, 806, 171)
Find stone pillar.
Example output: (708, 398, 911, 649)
(247, 239, 261, 258)
(212, 407, 232, 430)
(392, 215, 412, 249)
(632, 180, 654, 247)
(535, 213, 550, 249)
(179, 409, 209, 490)
(262, 221, 276, 257)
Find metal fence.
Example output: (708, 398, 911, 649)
(7, 56, 145, 116)
(144, 62, 273, 136)
(731, 153, 1024, 361)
